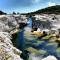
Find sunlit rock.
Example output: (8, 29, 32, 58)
(0, 15, 24, 60)
(28, 53, 42, 60)
(33, 14, 60, 34)
(0, 32, 23, 60)
(32, 31, 43, 37)
(0, 15, 17, 32)
(42, 56, 57, 60)
(37, 28, 41, 32)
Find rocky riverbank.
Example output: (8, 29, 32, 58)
(32, 14, 60, 34)
(0, 15, 27, 60)
(0, 14, 60, 60)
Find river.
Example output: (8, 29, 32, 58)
(16, 16, 60, 60)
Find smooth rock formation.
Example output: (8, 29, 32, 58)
(42, 56, 57, 60)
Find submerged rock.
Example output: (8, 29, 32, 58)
(28, 54, 57, 60)
(0, 15, 24, 60)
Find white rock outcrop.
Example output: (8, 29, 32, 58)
(0, 15, 23, 60)
(42, 56, 57, 60)
(0, 32, 23, 60)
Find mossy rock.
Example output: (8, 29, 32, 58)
(26, 47, 47, 55)
(37, 40, 44, 44)
(42, 34, 52, 40)
(38, 49, 47, 55)
(24, 32, 37, 40)
(57, 38, 60, 41)
(33, 40, 44, 46)
(50, 37, 58, 42)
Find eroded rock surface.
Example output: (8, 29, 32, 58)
(0, 15, 24, 60)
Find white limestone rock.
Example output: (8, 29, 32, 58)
(0, 32, 23, 60)
(42, 56, 57, 60)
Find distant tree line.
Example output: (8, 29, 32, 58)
(1, 5, 60, 15)
(12, 12, 20, 15)
(33, 5, 60, 14)
(0, 10, 20, 15)
(0, 10, 7, 15)
(25, 5, 60, 15)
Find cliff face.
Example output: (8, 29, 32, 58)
(0, 15, 24, 60)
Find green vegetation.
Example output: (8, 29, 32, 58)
(42, 34, 52, 40)
(24, 5, 60, 15)
(0, 10, 7, 15)
(33, 5, 60, 14)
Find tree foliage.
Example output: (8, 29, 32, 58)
(26, 5, 60, 15)
(0, 10, 7, 15)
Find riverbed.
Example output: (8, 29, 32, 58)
(14, 16, 60, 60)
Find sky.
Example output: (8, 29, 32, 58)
(0, 0, 60, 13)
